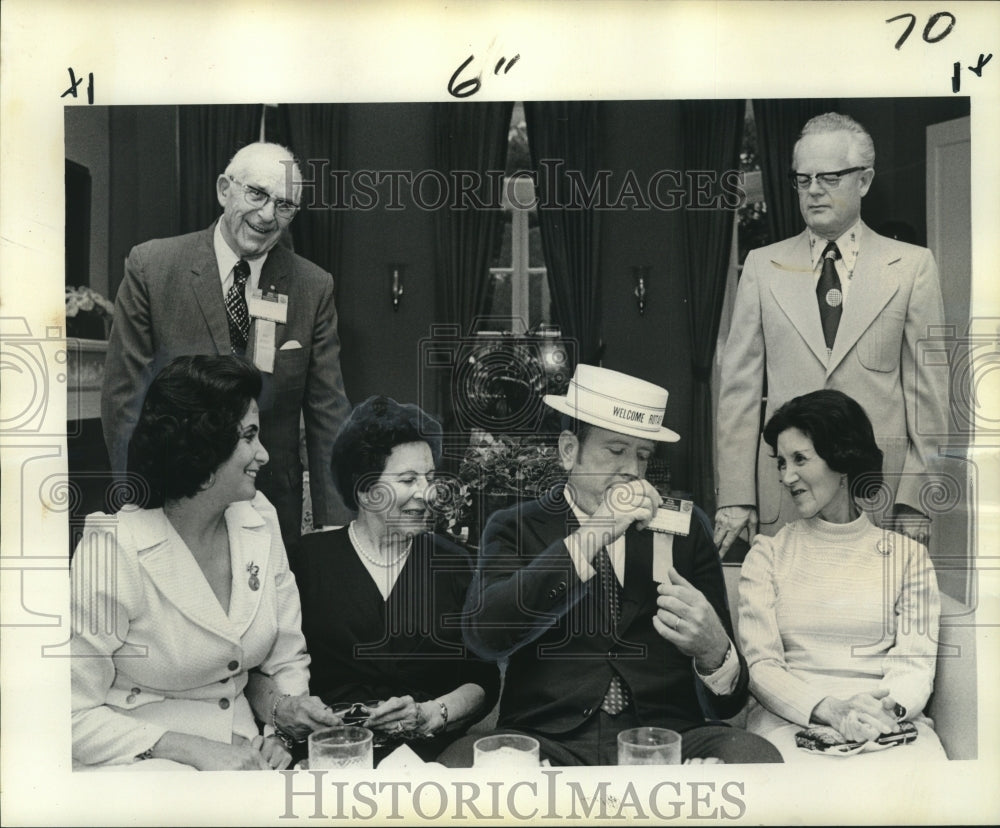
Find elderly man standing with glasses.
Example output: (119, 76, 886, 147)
(714, 112, 949, 555)
(102, 141, 352, 544)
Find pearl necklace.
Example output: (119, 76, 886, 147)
(348, 522, 411, 568)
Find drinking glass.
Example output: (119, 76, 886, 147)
(473, 734, 541, 768)
(617, 727, 682, 765)
(308, 726, 374, 769)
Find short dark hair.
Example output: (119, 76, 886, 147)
(127, 356, 263, 508)
(560, 414, 596, 447)
(762, 389, 883, 500)
(331, 395, 443, 511)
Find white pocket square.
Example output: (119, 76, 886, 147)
(279, 340, 302, 350)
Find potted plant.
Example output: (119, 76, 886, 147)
(432, 431, 566, 547)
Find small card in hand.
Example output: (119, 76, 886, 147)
(647, 496, 693, 536)
(795, 721, 918, 756)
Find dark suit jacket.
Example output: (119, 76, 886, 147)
(101, 224, 352, 540)
(463, 487, 748, 735)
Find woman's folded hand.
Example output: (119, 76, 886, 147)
(812, 689, 902, 743)
(150, 732, 271, 770)
(365, 695, 421, 737)
(258, 734, 293, 769)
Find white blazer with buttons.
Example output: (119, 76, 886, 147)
(71, 491, 310, 767)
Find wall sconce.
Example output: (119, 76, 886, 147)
(631, 266, 649, 315)
(390, 264, 405, 312)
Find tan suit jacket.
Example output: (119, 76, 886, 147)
(717, 224, 949, 531)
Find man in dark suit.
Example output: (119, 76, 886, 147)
(444, 365, 780, 766)
(714, 112, 949, 557)
(102, 142, 352, 542)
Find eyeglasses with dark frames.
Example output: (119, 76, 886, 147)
(227, 175, 300, 218)
(789, 167, 868, 190)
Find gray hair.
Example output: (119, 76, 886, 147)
(795, 112, 875, 169)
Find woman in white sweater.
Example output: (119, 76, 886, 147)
(737, 389, 945, 761)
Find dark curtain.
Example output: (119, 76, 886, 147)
(177, 105, 261, 234)
(681, 99, 746, 517)
(753, 98, 837, 243)
(524, 101, 602, 366)
(274, 104, 345, 276)
(433, 102, 513, 327)
(432, 101, 514, 430)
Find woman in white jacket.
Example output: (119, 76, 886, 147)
(71, 355, 334, 770)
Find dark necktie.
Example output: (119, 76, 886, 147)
(816, 241, 843, 351)
(225, 259, 251, 354)
(597, 547, 631, 715)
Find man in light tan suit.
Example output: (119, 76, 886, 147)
(714, 112, 949, 556)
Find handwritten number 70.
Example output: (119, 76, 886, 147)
(886, 11, 956, 49)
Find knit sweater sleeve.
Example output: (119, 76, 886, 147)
(879, 535, 940, 718)
(737, 534, 827, 726)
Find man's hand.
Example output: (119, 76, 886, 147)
(713, 505, 757, 558)
(889, 504, 931, 546)
(578, 479, 661, 556)
(653, 567, 730, 670)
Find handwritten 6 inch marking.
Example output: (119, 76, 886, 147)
(448, 52, 520, 99)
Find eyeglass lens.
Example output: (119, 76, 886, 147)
(791, 168, 864, 190)
(247, 187, 297, 216)
(232, 177, 297, 216)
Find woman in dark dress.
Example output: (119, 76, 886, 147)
(293, 396, 500, 762)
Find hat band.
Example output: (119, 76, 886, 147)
(566, 380, 666, 434)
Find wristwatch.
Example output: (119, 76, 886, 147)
(695, 641, 733, 676)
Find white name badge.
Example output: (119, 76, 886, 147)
(248, 289, 288, 324)
(652, 532, 674, 583)
(648, 497, 693, 536)
(252, 319, 276, 374)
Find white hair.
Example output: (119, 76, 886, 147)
(794, 112, 875, 168)
(224, 142, 302, 186)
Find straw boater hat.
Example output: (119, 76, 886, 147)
(543, 364, 680, 443)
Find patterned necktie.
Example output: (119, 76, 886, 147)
(597, 547, 632, 715)
(817, 241, 843, 352)
(225, 259, 251, 354)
